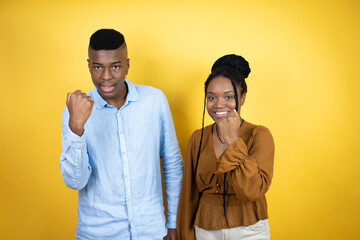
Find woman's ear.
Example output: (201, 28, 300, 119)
(240, 93, 246, 106)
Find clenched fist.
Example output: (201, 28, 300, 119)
(66, 90, 94, 136)
(217, 109, 241, 145)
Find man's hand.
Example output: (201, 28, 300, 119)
(66, 90, 94, 136)
(217, 109, 241, 145)
(163, 228, 177, 240)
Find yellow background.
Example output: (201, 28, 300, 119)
(1, 0, 359, 239)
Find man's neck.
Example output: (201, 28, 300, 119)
(106, 82, 128, 109)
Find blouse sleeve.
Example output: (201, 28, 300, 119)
(215, 126, 275, 202)
(176, 132, 198, 240)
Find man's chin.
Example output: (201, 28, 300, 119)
(97, 89, 114, 99)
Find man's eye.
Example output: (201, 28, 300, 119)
(94, 66, 102, 70)
(113, 66, 120, 70)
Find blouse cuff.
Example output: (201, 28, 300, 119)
(215, 137, 248, 174)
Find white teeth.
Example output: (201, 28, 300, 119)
(216, 112, 227, 115)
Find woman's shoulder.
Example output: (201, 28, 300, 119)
(242, 120, 273, 143)
(189, 124, 213, 142)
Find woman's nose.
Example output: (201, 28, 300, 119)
(215, 98, 225, 108)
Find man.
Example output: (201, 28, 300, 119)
(60, 29, 183, 240)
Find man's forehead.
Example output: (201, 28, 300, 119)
(88, 47, 127, 61)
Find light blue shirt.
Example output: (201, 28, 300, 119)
(60, 80, 183, 240)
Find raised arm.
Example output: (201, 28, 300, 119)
(59, 90, 94, 190)
(215, 126, 274, 202)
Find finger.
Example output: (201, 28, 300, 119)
(231, 109, 240, 119)
(72, 90, 82, 97)
(79, 92, 86, 98)
(222, 111, 234, 121)
(67, 92, 72, 105)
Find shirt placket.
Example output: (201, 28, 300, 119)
(116, 110, 136, 238)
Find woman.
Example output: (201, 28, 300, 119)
(177, 54, 275, 240)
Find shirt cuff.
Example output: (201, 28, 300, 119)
(65, 126, 86, 149)
(166, 218, 177, 229)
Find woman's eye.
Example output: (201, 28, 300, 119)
(225, 96, 233, 100)
(207, 96, 215, 101)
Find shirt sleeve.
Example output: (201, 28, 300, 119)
(59, 107, 92, 190)
(215, 126, 275, 202)
(176, 132, 198, 240)
(159, 92, 183, 229)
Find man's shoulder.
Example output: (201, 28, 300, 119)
(131, 83, 167, 105)
(133, 83, 164, 97)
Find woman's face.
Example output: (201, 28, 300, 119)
(206, 76, 245, 123)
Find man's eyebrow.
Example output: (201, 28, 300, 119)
(92, 61, 122, 65)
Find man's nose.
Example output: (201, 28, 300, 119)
(102, 67, 112, 80)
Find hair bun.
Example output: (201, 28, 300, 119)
(211, 54, 251, 79)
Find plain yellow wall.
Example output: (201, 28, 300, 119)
(1, 0, 359, 239)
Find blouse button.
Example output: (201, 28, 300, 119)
(216, 184, 220, 187)
(215, 190, 219, 194)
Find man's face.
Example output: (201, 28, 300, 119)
(87, 46, 129, 105)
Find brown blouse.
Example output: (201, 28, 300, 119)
(176, 120, 275, 240)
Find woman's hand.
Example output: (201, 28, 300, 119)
(217, 109, 241, 145)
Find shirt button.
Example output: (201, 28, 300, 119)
(215, 190, 219, 194)
(216, 184, 220, 187)
(122, 152, 126, 155)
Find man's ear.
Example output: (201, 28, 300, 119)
(126, 58, 130, 75)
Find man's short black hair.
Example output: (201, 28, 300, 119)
(89, 29, 125, 50)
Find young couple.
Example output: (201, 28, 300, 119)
(60, 29, 274, 240)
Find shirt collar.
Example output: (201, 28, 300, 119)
(93, 79, 139, 109)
